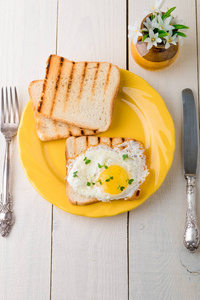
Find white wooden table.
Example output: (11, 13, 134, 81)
(0, 0, 200, 299)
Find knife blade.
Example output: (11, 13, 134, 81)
(182, 88, 199, 252)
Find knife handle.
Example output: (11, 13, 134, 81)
(184, 176, 199, 252)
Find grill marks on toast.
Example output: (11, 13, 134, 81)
(65, 62, 75, 103)
(104, 63, 111, 92)
(91, 63, 99, 96)
(38, 55, 52, 113)
(77, 62, 88, 100)
(66, 136, 131, 159)
(50, 57, 64, 116)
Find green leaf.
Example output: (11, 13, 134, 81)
(98, 163, 102, 168)
(173, 24, 189, 30)
(176, 31, 187, 37)
(142, 34, 148, 42)
(162, 7, 176, 19)
(98, 179, 102, 185)
(87, 182, 91, 186)
(84, 157, 87, 161)
(151, 14, 155, 21)
(158, 30, 168, 38)
(104, 165, 108, 169)
(158, 30, 168, 35)
(106, 178, 110, 182)
(110, 176, 113, 180)
(92, 182, 95, 185)
(158, 33, 168, 38)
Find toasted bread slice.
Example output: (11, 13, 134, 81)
(37, 55, 120, 131)
(29, 80, 97, 141)
(65, 136, 148, 206)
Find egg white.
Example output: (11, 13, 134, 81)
(67, 140, 149, 202)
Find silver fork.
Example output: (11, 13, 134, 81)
(0, 87, 19, 237)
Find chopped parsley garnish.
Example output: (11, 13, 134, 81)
(117, 185, 125, 191)
(87, 182, 95, 186)
(106, 175, 114, 182)
(98, 179, 102, 185)
(122, 154, 128, 160)
(85, 159, 91, 164)
(98, 163, 108, 169)
(84, 156, 91, 164)
(73, 171, 78, 178)
(127, 179, 134, 185)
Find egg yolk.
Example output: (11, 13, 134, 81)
(98, 165, 129, 195)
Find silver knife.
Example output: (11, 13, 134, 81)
(182, 88, 199, 252)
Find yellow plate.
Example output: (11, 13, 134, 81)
(17, 69, 175, 217)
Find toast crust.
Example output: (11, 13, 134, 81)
(65, 136, 148, 206)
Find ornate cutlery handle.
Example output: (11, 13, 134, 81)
(0, 139, 14, 237)
(183, 176, 199, 252)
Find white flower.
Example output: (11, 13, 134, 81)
(142, 17, 155, 31)
(145, 29, 162, 50)
(155, 0, 165, 9)
(170, 15, 184, 26)
(164, 30, 178, 49)
(177, 35, 184, 46)
(128, 23, 143, 45)
(153, 15, 175, 31)
(144, 0, 165, 16)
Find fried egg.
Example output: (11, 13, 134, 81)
(67, 140, 149, 202)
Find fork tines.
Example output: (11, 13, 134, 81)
(1, 87, 19, 126)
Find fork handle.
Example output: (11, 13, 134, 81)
(0, 138, 14, 237)
(2, 139, 11, 203)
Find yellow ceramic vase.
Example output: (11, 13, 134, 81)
(131, 39, 179, 71)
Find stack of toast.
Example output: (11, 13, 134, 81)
(29, 55, 120, 141)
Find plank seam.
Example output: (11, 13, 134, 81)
(126, 0, 129, 71)
(127, 211, 129, 300)
(56, 0, 59, 54)
(195, 0, 199, 125)
(49, 206, 53, 300)
(126, 0, 130, 298)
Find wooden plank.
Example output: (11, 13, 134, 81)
(197, 0, 200, 111)
(0, 1, 57, 299)
(51, 1, 128, 299)
(128, 0, 200, 299)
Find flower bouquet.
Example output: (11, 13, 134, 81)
(129, 0, 189, 71)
